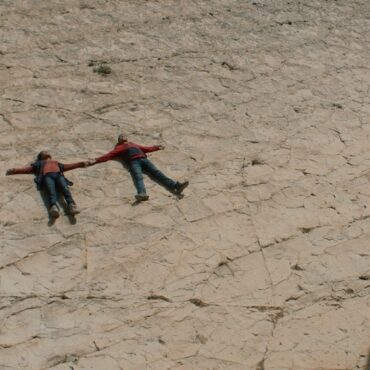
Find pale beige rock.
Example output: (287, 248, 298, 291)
(1, 0, 370, 369)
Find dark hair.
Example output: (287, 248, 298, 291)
(37, 151, 51, 161)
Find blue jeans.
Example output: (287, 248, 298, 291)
(129, 158, 177, 194)
(43, 173, 74, 206)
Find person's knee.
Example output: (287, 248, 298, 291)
(146, 166, 159, 175)
(133, 173, 143, 181)
(60, 183, 71, 194)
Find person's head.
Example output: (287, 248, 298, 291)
(117, 134, 128, 144)
(37, 151, 52, 161)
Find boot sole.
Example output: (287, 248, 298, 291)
(176, 181, 189, 194)
(50, 210, 60, 218)
(135, 195, 149, 201)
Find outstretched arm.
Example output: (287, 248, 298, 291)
(138, 144, 164, 153)
(62, 162, 88, 172)
(94, 146, 123, 164)
(6, 165, 34, 175)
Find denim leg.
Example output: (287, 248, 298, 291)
(141, 158, 177, 190)
(55, 174, 75, 205)
(43, 174, 58, 206)
(129, 159, 146, 194)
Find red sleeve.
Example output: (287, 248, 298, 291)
(95, 146, 123, 163)
(10, 166, 34, 175)
(62, 162, 85, 172)
(138, 145, 160, 153)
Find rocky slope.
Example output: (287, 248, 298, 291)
(1, 1, 370, 369)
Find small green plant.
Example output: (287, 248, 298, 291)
(332, 102, 343, 109)
(88, 60, 112, 75)
(93, 64, 112, 76)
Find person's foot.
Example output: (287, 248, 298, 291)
(135, 193, 149, 201)
(68, 203, 80, 215)
(49, 205, 60, 218)
(174, 180, 189, 195)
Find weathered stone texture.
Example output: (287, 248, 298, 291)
(1, 0, 370, 369)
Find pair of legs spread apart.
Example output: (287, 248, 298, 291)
(129, 158, 189, 201)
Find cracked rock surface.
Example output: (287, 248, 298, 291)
(1, 1, 370, 369)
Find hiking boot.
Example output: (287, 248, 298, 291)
(68, 203, 80, 215)
(174, 180, 189, 195)
(49, 205, 60, 218)
(135, 193, 149, 201)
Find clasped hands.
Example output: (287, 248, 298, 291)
(82, 159, 97, 167)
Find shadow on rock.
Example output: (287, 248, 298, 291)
(131, 199, 141, 207)
(366, 350, 370, 370)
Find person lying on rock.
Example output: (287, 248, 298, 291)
(6, 151, 86, 218)
(87, 134, 188, 201)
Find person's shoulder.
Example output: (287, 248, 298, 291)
(114, 143, 125, 148)
(117, 142, 135, 148)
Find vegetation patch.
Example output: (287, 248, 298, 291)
(88, 60, 112, 75)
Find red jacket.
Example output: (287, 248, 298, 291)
(95, 142, 160, 163)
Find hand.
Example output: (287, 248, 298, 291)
(6, 169, 15, 176)
(158, 145, 165, 150)
(86, 159, 97, 166)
